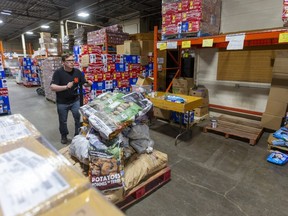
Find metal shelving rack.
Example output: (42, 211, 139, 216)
(153, 26, 288, 91)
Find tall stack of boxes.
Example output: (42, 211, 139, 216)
(170, 77, 195, 124)
(117, 33, 154, 77)
(39, 32, 59, 56)
(41, 57, 62, 103)
(261, 51, 288, 130)
(87, 24, 129, 53)
(161, 0, 221, 39)
(21, 57, 41, 87)
(73, 44, 143, 104)
(0, 54, 11, 115)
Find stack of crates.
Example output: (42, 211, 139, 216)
(21, 57, 41, 87)
(0, 54, 11, 115)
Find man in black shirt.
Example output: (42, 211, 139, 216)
(51, 53, 92, 144)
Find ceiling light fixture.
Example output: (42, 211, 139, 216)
(0, 20, 3, 24)
(41, 25, 50, 29)
(78, 12, 89, 17)
(1, 12, 11, 15)
(26, 31, 33, 35)
(1, 10, 12, 15)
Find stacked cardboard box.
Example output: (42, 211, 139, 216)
(0, 114, 124, 216)
(73, 45, 144, 103)
(172, 77, 194, 95)
(21, 57, 41, 86)
(42, 57, 62, 103)
(87, 25, 129, 46)
(189, 86, 209, 117)
(39, 32, 59, 56)
(161, 0, 221, 39)
(261, 51, 288, 130)
(0, 54, 10, 114)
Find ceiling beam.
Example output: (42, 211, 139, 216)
(5, 0, 106, 40)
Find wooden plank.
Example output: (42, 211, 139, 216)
(205, 125, 258, 141)
(217, 120, 262, 135)
(268, 144, 288, 153)
(218, 115, 262, 129)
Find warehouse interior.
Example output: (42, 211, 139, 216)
(0, 0, 288, 215)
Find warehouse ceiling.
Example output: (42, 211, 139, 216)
(0, 0, 162, 41)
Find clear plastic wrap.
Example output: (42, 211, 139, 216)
(0, 137, 90, 216)
(0, 114, 41, 146)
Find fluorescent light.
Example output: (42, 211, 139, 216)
(0, 20, 3, 24)
(78, 12, 89, 17)
(1, 12, 11, 15)
(41, 25, 50, 29)
(26, 31, 33, 35)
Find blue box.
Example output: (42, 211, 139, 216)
(112, 80, 118, 88)
(0, 96, 10, 114)
(0, 71, 5, 79)
(95, 81, 105, 90)
(0, 79, 7, 88)
(171, 111, 194, 124)
(115, 63, 125, 72)
(181, 22, 189, 33)
(129, 78, 138, 85)
(125, 55, 139, 64)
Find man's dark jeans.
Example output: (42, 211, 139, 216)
(57, 100, 80, 137)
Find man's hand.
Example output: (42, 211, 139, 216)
(87, 80, 93, 86)
(67, 81, 74, 89)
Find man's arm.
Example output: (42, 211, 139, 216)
(51, 81, 74, 92)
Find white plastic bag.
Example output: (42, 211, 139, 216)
(69, 135, 90, 165)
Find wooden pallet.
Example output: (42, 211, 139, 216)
(23, 82, 41, 88)
(268, 144, 288, 153)
(203, 115, 263, 145)
(116, 166, 171, 210)
(162, 31, 211, 40)
(267, 133, 288, 153)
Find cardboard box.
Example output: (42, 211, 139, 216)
(189, 87, 209, 98)
(0, 137, 90, 216)
(273, 52, 288, 74)
(136, 75, 153, 86)
(172, 87, 187, 95)
(172, 77, 194, 95)
(0, 114, 41, 146)
(261, 113, 283, 130)
(40, 32, 51, 38)
(138, 40, 154, 56)
(124, 40, 141, 55)
(264, 100, 287, 117)
(153, 107, 171, 120)
(130, 32, 154, 40)
(116, 45, 125, 54)
(194, 106, 209, 117)
(201, 97, 209, 106)
(41, 189, 124, 216)
(268, 86, 288, 102)
(139, 55, 150, 66)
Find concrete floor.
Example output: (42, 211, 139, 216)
(6, 78, 288, 216)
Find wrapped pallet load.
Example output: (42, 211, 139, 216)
(68, 91, 169, 204)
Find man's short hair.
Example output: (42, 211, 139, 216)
(61, 53, 73, 62)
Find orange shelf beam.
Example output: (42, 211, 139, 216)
(173, 29, 288, 46)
